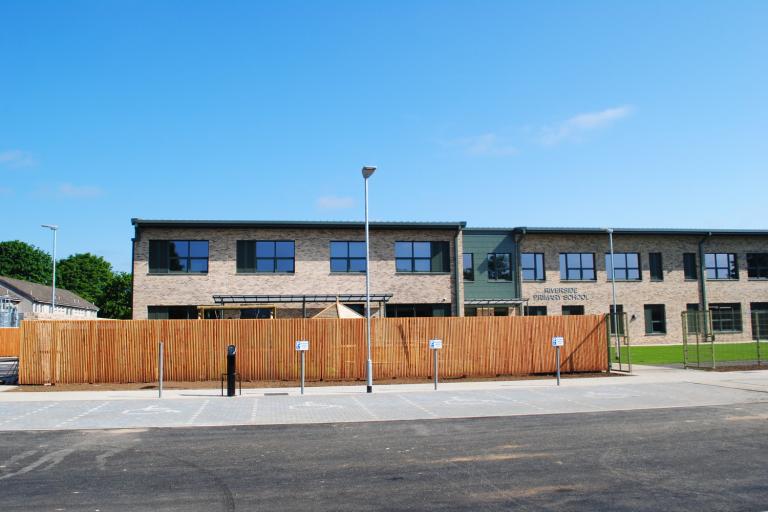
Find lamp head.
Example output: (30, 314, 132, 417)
(41, 224, 59, 230)
(361, 166, 377, 179)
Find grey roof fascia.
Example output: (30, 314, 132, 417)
(132, 218, 466, 231)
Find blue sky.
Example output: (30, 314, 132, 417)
(2, 1, 767, 271)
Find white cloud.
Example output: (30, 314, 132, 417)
(316, 195, 355, 209)
(58, 183, 104, 198)
(0, 149, 37, 168)
(453, 133, 518, 157)
(539, 105, 634, 145)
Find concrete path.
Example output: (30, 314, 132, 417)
(0, 365, 766, 431)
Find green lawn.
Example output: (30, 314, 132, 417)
(609, 342, 768, 365)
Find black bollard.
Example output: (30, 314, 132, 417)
(226, 345, 237, 397)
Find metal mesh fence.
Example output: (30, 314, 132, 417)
(682, 310, 767, 369)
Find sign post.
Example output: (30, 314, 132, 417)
(429, 339, 442, 390)
(551, 336, 564, 386)
(295, 340, 309, 395)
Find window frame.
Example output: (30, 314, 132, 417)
(521, 252, 545, 281)
(487, 253, 513, 281)
(395, 241, 451, 273)
(683, 253, 698, 280)
(649, 252, 663, 281)
(524, 305, 547, 316)
(644, 304, 667, 334)
(559, 253, 596, 281)
(149, 240, 209, 274)
(709, 303, 743, 333)
(747, 253, 768, 280)
(462, 253, 474, 281)
(237, 240, 296, 274)
(605, 252, 641, 281)
(561, 305, 585, 315)
(705, 253, 738, 280)
(329, 241, 367, 273)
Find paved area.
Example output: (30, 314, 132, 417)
(0, 366, 767, 431)
(1, 403, 767, 511)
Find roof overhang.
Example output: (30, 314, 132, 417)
(213, 294, 394, 304)
(133, 219, 466, 231)
(464, 299, 528, 305)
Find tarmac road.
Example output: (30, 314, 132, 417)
(1, 402, 767, 511)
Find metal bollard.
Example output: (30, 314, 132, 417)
(226, 345, 237, 397)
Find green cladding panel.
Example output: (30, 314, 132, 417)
(462, 231, 518, 301)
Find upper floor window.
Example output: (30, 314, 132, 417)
(747, 253, 768, 279)
(395, 241, 450, 273)
(559, 253, 595, 281)
(149, 240, 209, 274)
(237, 240, 295, 273)
(487, 253, 513, 281)
(605, 252, 641, 281)
(330, 241, 366, 273)
(649, 252, 663, 281)
(683, 253, 698, 280)
(462, 253, 474, 281)
(521, 253, 545, 281)
(705, 253, 738, 280)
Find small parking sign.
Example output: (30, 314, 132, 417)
(551, 336, 564, 347)
(295, 340, 309, 351)
(429, 339, 443, 350)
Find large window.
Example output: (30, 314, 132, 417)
(683, 253, 698, 280)
(395, 242, 450, 273)
(149, 240, 209, 274)
(386, 303, 451, 317)
(521, 253, 545, 281)
(643, 304, 666, 334)
(148, 306, 198, 319)
(463, 253, 474, 281)
(649, 252, 663, 281)
(487, 253, 512, 281)
(237, 240, 295, 273)
(330, 241, 366, 273)
(705, 253, 738, 280)
(710, 303, 742, 332)
(747, 253, 768, 280)
(751, 303, 768, 340)
(605, 253, 640, 281)
(559, 253, 595, 281)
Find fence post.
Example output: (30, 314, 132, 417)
(158, 341, 164, 399)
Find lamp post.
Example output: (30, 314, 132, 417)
(41, 224, 59, 315)
(362, 165, 376, 393)
(607, 228, 620, 359)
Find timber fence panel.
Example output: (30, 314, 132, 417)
(0, 328, 20, 357)
(17, 316, 607, 385)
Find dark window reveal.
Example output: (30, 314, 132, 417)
(609, 305, 625, 335)
(237, 241, 295, 273)
(524, 306, 547, 316)
(149, 240, 209, 274)
(644, 304, 666, 334)
(562, 305, 585, 315)
(330, 241, 366, 273)
(463, 253, 474, 281)
(559, 253, 596, 281)
(487, 253, 513, 281)
(710, 303, 742, 332)
(649, 252, 663, 281)
(521, 253, 545, 281)
(683, 253, 698, 280)
(747, 253, 768, 279)
(395, 242, 450, 273)
(705, 253, 738, 280)
(385, 304, 451, 317)
(605, 252, 641, 281)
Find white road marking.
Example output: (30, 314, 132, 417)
(250, 398, 259, 422)
(288, 401, 342, 410)
(187, 400, 210, 425)
(0, 403, 59, 427)
(53, 402, 109, 429)
(397, 395, 438, 418)
(122, 405, 181, 415)
(351, 396, 379, 420)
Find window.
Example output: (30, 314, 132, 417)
(463, 253, 474, 281)
(562, 305, 584, 315)
(493, 307, 509, 317)
(643, 304, 666, 334)
(148, 306, 198, 319)
(751, 303, 768, 340)
(237, 240, 295, 273)
(521, 253, 545, 281)
(559, 253, 595, 281)
(149, 240, 209, 274)
(686, 304, 701, 333)
(330, 241, 366, 273)
(649, 253, 663, 281)
(605, 253, 641, 281)
(487, 253, 512, 281)
(609, 305, 625, 335)
(683, 253, 698, 280)
(705, 253, 738, 280)
(395, 242, 450, 273)
(386, 304, 451, 317)
(747, 253, 768, 280)
(710, 303, 742, 332)
(464, 306, 477, 317)
(524, 306, 547, 316)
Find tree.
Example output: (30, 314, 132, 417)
(0, 240, 53, 284)
(57, 253, 114, 305)
(98, 272, 132, 319)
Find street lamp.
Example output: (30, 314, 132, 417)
(41, 224, 59, 316)
(362, 165, 376, 393)
(606, 228, 620, 360)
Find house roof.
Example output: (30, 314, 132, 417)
(132, 218, 466, 231)
(0, 276, 99, 311)
(464, 227, 768, 237)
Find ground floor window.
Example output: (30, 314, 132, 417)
(464, 307, 477, 316)
(751, 303, 768, 340)
(524, 306, 547, 316)
(148, 306, 198, 319)
(609, 305, 625, 335)
(710, 303, 742, 333)
(561, 305, 584, 315)
(386, 304, 451, 317)
(685, 303, 701, 333)
(644, 304, 666, 334)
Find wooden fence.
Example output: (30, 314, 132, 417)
(0, 328, 20, 357)
(19, 316, 608, 385)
